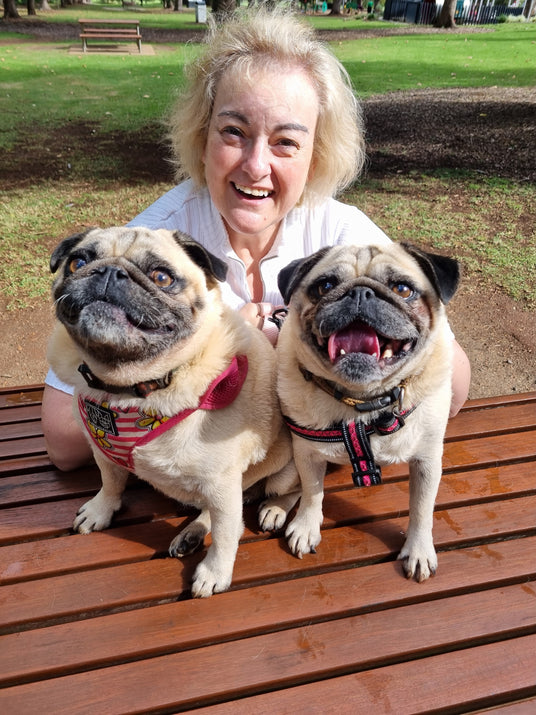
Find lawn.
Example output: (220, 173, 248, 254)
(0, 11, 535, 309)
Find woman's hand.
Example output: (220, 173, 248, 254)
(239, 302, 266, 329)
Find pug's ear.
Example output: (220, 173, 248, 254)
(50, 230, 92, 273)
(278, 247, 331, 305)
(401, 243, 460, 305)
(173, 232, 228, 285)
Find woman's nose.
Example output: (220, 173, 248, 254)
(242, 139, 270, 179)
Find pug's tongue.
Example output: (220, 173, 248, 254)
(327, 321, 380, 363)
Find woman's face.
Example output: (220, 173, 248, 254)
(203, 65, 319, 250)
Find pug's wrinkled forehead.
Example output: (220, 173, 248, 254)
(50, 227, 228, 289)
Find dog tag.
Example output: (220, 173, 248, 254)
(83, 399, 119, 437)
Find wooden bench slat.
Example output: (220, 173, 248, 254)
(1, 594, 534, 713)
(0, 434, 46, 460)
(2, 494, 535, 631)
(192, 635, 536, 714)
(445, 400, 536, 441)
(0, 404, 41, 426)
(0, 385, 43, 408)
(0, 489, 181, 545)
(2, 461, 535, 582)
(0, 467, 101, 509)
(0, 420, 42, 443)
(1, 535, 534, 688)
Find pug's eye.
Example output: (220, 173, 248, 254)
(311, 277, 338, 300)
(391, 282, 416, 300)
(68, 257, 87, 273)
(149, 268, 174, 289)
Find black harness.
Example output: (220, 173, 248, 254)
(285, 368, 415, 487)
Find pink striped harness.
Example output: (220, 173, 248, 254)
(78, 355, 248, 471)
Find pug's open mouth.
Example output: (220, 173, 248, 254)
(315, 320, 416, 367)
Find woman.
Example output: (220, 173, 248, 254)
(42, 9, 470, 470)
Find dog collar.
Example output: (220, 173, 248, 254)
(299, 365, 408, 414)
(285, 407, 415, 488)
(78, 362, 178, 399)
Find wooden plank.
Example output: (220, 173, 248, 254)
(1, 536, 534, 688)
(2, 459, 535, 583)
(193, 636, 536, 714)
(0, 420, 42, 443)
(445, 400, 536, 440)
(2, 494, 535, 632)
(1, 591, 534, 713)
(0, 404, 41, 426)
(0, 488, 182, 545)
(0, 435, 47, 460)
(0, 467, 101, 508)
(0, 386, 43, 409)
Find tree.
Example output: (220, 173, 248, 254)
(330, 0, 343, 14)
(3, 0, 21, 19)
(434, 0, 456, 28)
(28, 0, 37, 16)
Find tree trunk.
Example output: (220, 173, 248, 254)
(41, 0, 52, 9)
(330, 0, 343, 13)
(3, 0, 21, 19)
(27, 0, 37, 15)
(434, 0, 456, 27)
(213, 0, 236, 20)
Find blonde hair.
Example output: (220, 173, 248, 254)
(168, 9, 365, 204)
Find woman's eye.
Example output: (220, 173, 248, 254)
(150, 269, 174, 289)
(222, 126, 243, 138)
(68, 257, 87, 273)
(391, 282, 415, 300)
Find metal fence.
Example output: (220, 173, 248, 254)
(383, 0, 525, 25)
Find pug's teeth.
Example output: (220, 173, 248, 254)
(383, 347, 394, 359)
(340, 349, 346, 356)
(402, 342, 412, 352)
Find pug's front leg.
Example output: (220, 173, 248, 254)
(73, 457, 128, 534)
(191, 480, 244, 598)
(398, 456, 443, 582)
(285, 444, 327, 558)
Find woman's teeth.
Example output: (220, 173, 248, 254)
(234, 183, 271, 198)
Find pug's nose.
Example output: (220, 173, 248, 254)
(347, 286, 375, 305)
(92, 265, 129, 282)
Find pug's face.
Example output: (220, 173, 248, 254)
(50, 227, 227, 366)
(278, 242, 459, 387)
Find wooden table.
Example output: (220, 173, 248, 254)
(78, 19, 142, 53)
(1, 386, 535, 712)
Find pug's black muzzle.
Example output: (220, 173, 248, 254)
(316, 282, 417, 342)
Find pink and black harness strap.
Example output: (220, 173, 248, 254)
(285, 407, 415, 488)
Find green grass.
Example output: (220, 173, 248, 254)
(345, 172, 536, 306)
(333, 23, 536, 94)
(1, 13, 535, 309)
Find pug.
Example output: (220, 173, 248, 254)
(47, 227, 297, 598)
(276, 242, 460, 582)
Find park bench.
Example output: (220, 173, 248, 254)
(79, 18, 142, 54)
(0, 385, 535, 711)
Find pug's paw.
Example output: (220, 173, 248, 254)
(169, 521, 207, 558)
(285, 513, 322, 558)
(398, 535, 438, 582)
(258, 491, 299, 532)
(73, 491, 121, 534)
(191, 557, 232, 598)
